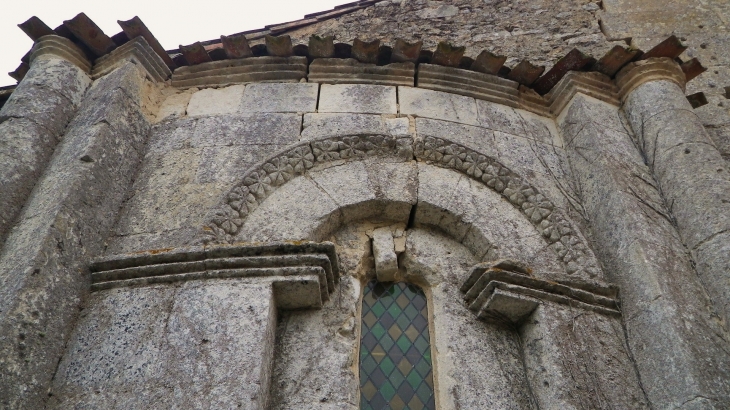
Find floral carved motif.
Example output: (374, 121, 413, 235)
(204, 134, 601, 278)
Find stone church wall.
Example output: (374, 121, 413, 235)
(2, 1, 730, 409)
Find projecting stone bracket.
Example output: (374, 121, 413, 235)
(461, 260, 620, 325)
(89, 241, 341, 310)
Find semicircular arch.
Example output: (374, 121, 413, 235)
(202, 134, 602, 280)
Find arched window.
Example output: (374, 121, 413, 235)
(359, 281, 435, 409)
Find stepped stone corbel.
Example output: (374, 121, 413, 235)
(460, 260, 620, 325)
(89, 242, 340, 309)
(460, 260, 648, 409)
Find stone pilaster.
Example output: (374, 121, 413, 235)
(558, 91, 730, 408)
(48, 243, 339, 408)
(0, 35, 91, 246)
(0, 62, 151, 409)
(461, 263, 649, 409)
(619, 58, 730, 326)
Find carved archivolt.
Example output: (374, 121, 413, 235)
(204, 135, 601, 278)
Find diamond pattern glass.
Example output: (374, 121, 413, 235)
(360, 281, 435, 410)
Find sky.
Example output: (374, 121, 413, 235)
(0, 0, 349, 87)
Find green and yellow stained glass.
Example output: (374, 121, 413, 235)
(359, 281, 435, 410)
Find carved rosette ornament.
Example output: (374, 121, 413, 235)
(204, 135, 601, 278)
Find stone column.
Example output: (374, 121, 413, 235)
(558, 87, 730, 407)
(0, 35, 91, 245)
(0, 60, 154, 408)
(619, 58, 730, 324)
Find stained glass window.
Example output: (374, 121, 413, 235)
(359, 281, 436, 410)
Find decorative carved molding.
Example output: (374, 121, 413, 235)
(308, 58, 415, 86)
(204, 135, 602, 279)
(460, 260, 620, 325)
(615, 57, 686, 100)
(547, 71, 620, 116)
(92, 36, 171, 82)
(29, 35, 91, 73)
(416, 63, 521, 109)
(171, 56, 308, 88)
(89, 242, 340, 309)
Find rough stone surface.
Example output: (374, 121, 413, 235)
(186, 85, 245, 116)
(521, 304, 649, 409)
(624, 80, 730, 325)
(560, 93, 730, 408)
(5, 2, 730, 406)
(403, 228, 535, 409)
(399, 86, 479, 125)
(372, 227, 398, 281)
(50, 280, 277, 410)
(318, 84, 397, 114)
(301, 113, 410, 140)
(0, 56, 91, 245)
(0, 63, 151, 409)
(240, 82, 319, 113)
(107, 112, 301, 253)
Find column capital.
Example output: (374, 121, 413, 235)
(29, 34, 91, 73)
(615, 57, 686, 100)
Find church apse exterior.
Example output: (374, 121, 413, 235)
(1, 1, 730, 409)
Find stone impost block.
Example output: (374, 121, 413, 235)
(461, 264, 620, 321)
(318, 84, 397, 114)
(171, 56, 308, 89)
(186, 85, 246, 116)
(372, 227, 398, 281)
(89, 242, 340, 308)
(308, 58, 415, 86)
(399, 86, 479, 125)
(240, 82, 318, 113)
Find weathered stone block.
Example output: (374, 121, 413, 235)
(191, 113, 301, 147)
(372, 227, 398, 281)
(301, 113, 409, 140)
(318, 84, 397, 114)
(240, 82, 318, 113)
(156, 90, 193, 121)
(399, 86, 478, 125)
(51, 281, 278, 409)
(186, 85, 245, 116)
(236, 176, 341, 242)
